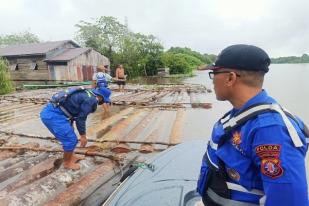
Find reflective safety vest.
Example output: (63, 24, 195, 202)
(197, 103, 309, 206)
(96, 73, 108, 88)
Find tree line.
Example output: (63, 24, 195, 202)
(74, 16, 215, 77)
(271, 54, 309, 64)
(0, 16, 214, 79)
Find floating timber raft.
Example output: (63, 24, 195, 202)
(0, 83, 213, 205)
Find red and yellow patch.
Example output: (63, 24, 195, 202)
(255, 144, 283, 179)
(231, 131, 241, 145)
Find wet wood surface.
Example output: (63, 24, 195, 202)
(0, 83, 213, 205)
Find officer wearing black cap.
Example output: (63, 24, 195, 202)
(197, 44, 309, 206)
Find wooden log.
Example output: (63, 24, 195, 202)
(1, 157, 61, 192)
(0, 158, 96, 205)
(0, 131, 177, 147)
(0, 104, 40, 118)
(44, 160, 117, 206)
(97, 109, 148, 143)
(0, 107, 41, 123)
(0, 103, 34, 113)
(87, 107, 134, 139)
(0, 156, 28, 170)
(0, 151, 23, 161)
(0, 153, 49, 183)
(123, 109, 159, 142)
(0, 146, 121, 161)
(169, 109, 185, 144)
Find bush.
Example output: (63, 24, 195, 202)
(0, 58, 14, 95)
(168, 47, 212, 64)
(161, 53, 204, 74)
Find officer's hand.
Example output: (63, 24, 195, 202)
(80, 135, 88, 147)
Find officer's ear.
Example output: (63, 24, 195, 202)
(226, 72, 238, 86)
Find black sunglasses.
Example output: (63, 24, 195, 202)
(208, 71, 241, 79)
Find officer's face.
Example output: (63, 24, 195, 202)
(211, 69, 237, 101)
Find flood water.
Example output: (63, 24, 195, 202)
(185, 63, 309, 124)
(131, 64, 309, 138)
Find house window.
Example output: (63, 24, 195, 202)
(30, 63, 38, 70)
(10, 64, 19, 71)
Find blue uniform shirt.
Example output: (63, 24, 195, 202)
(62, 91, 98, 135)
(199, 90, 308, 206)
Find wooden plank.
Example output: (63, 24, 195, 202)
(10, 70, 49, 80)
(169, 109, 185, 144)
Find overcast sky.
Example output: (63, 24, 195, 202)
(1, 0, 308, 57)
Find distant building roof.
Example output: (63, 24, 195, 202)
(45, 48, 91, 62)
(0, 40, 80, 57)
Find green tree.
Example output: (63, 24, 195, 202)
(113, 32, 164, 77)
(127, 33, 163, 76)
(112, 33, 143, 77)
(300, 54, 309, 62)
(0, 31, 40, 46)
(204, 53, 217, 63)
(271, 54, 309, 64)
(181, 54, 204, 70)
(75, 16, 164, 78)
(162, 49, 205, 74)
(162, 53, 193, 74)
(0, 58, 14, 95)
(167, 47, 212, 64)
(75, 16, 127, 64)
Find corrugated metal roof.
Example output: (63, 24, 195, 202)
(0, 40, 80, 57)
(44, 48, 91, 62)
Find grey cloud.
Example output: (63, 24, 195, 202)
(0, 0, 308, 57)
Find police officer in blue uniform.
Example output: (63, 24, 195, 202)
(197, 44, 309, 206)
(92, 65, 114, 115)
(40, 87, 105, 170)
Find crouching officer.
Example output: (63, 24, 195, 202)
(197, 44, 309, 206)
(40, 86, 105, 170)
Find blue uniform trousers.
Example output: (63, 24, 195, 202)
(40, 103, 78, 152)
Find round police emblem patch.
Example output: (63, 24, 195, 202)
(261, 158, 283, 178)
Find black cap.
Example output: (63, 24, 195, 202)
(211, 44, 271, 73)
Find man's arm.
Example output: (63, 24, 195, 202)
(252, 125, 308, 206)
(79, 134, 87, 147)
(75, 98, 97, 143)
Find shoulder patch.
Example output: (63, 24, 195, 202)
(255, 144, 283, 179)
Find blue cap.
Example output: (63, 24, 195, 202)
(91, 88, 111, 103)
(210, 44, 271, 73)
